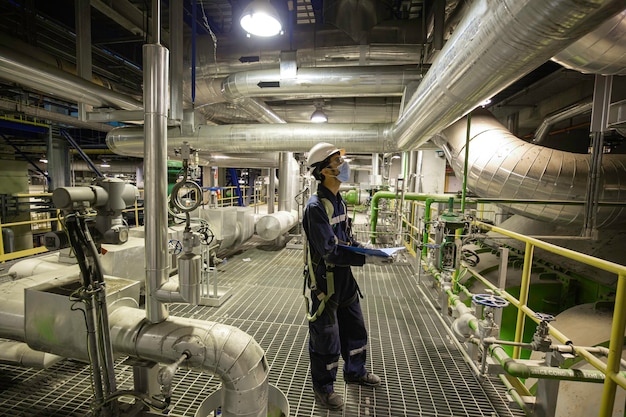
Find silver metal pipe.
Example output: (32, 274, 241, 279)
(169, 0, 183, 122)
(393, 0, 626, 150)
(0, 340, 64, 369)
(216, 65, 420, 103)
(107, 123, 394, 156)
(256, 211, 298, 241)
(277, 152, 298, 212)
(533, 101, 593, 144)
(143, 44, 170, 323)
(552, 9, 626, 75)
(433, 109, 626, 227)
(188, 39, 424, 78)
(0, 44, 142, 110)
(109, 305, 269, 417)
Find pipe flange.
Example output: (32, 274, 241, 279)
(172, 335, 205, 363)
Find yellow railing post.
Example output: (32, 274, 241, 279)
(599, 273, 626, 417)
(513, 241, 534, 359)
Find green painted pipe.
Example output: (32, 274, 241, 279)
(369, 191, 454, 244)
(489, 344, 612, 383)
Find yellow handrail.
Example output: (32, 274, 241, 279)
(398, 205, 626, 417)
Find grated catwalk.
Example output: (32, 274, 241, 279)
(0, 234, 525, 417)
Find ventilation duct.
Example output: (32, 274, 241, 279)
(432, 110, 626, 228)
(552, 10, 626, 75)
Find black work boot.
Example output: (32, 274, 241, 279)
(314, 388, 344, 410)
(344, 371, 381, 387)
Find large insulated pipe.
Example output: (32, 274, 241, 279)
(0, 341, 64, 369)
(144, 43, 170, 323)
(432, 110, 626, 228)
(255, 211, 298, 241)
(107, 123, 393, 156)
(552, 10, 626, 75)
(108, 305, 269, 417)
(393, 0, 625, 150)
(277, 152, 297, 212)
(0, 44, 142, 110)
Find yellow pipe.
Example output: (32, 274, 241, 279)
(599, 273, 626, 417)
(513, 241, 534, 359)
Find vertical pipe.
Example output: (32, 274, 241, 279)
(268, 168, 276, 214)
(152, 0, 160, 44)
(513, 242, 534, 359)
(416, 150, 424, 193)
(598, 273, 626, 417)
(75, 0, 92, 122)
(278, 152, 293, 212)
(144, 43, 170, 323)
(407, 151, 417, 193)
(191, 0, 197, 105)
(584, 75, 612, 237)
(461, 113, 471, 213)
(169, 0, 183, 122)
(371, 153, 380, 186)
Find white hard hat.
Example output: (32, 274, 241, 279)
(306, 142, 345, 167)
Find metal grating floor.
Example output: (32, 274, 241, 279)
(0, 234, 525, 417)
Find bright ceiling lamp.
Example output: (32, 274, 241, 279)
(310, 101, 328, 123)
(240, 0, 283, 37)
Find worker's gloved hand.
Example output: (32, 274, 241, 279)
(360, 241, 375, 249)
(365, 254, 393, 266)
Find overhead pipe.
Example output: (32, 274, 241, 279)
(107, 123, 394, 156)
(432, 110, 626, 227)
(533, 101, 593, 144)
(392, 0, 625, 150)
(0, 44, 142, 110)
(552, 10, 626, 76)
(107, 2, 625, 159)
(186, 41, 425, 78)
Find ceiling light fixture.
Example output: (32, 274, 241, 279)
(100, 160, 110, 168)
(39, 156, 48, 163)
(310, 101, 328, 123)
(240, 0, 283, 37)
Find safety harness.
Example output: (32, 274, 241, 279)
(303, 197, 340, 322)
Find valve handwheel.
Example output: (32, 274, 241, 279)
(169, 239, 183, 255)
(534, 312, 555, 322)
(472, 293, 509, 308)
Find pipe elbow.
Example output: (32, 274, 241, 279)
(451, 312, 477, 342)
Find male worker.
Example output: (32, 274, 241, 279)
(302, 142, 389, 410)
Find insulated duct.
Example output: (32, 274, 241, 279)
(552, 10, 626, 75)
(0, 44, 142, 110)
(106, 123, 394, 156)
(106, 1, 626, 159)
(392, 0, 625, 150)
(432, 110, 626, 228)
(0, 340, 64, 369)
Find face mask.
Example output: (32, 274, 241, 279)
(335, 161, 350, 182)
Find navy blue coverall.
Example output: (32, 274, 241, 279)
(302, 184, 369, 394)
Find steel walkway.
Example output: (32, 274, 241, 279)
(0, 234, 524, 417)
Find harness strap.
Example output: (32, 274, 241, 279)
(303, 196, 336, 322)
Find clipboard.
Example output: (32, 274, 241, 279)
(338, 244, 406, 258)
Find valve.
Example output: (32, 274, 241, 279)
(531, 312, 555, 352)
(472, 294, 509, 309)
